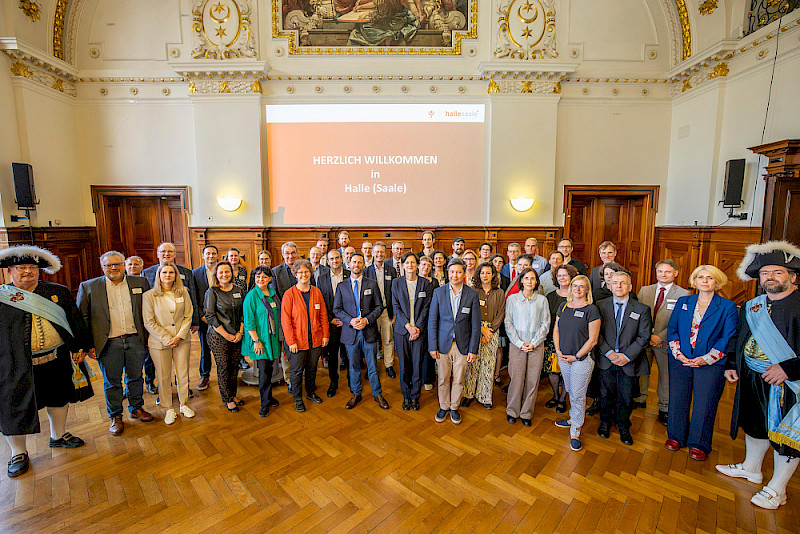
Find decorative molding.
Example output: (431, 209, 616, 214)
(1, 38, 78, 97)
(19, 1, 42, 22)
(659, 0, 682, 66)
(191, 0, 257, 60)
(271, 0, 478, 56)
(698, 0, 717, 16)
(674, 0, 692, 61)
(52, 0, 69, 60)
(494, 0, 558, 60)
(487, 79, 560, 94)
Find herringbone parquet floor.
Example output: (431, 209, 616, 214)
(1, 338, 799, 533)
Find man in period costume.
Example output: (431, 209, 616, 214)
(717, 241, 800, 509)
(0, 246, 93, 478)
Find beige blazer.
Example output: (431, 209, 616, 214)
(638, 283, 690, 340)
(142, 287, 194, 349)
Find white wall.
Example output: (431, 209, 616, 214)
(0, 48, 21, 225)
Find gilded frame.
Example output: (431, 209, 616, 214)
(272, 0, 478, 55)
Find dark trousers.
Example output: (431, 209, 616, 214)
(599, 366, 635, 430)
(346, 331, 382, 396)
(667, 358, 726, 453)
(395, 333, 424, 401)
(287, 346, 322, 400)
(324, 325, 343, 389)
(209, 332, 241, 403)
(587, 367, 601, 399)
(97, 336, 146, 417)
(256, 359, 276, 410)
(421, 332, 435, 385)
(198, 322, 213, 378)
(143, 349, 155, 385)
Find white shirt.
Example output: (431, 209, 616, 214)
(330, 269, 344, 293)
(406, 278, 418, 327)
(374, 264, 387, 304)
(449, 284, 463, 320)
(350, 274, 363, 317)
(106, 276, 137, 338)
(205, 266, 215, 288)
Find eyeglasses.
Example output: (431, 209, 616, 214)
(103, 262, 124, 268)
(12, 265, 39, 272)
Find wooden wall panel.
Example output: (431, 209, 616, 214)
(654, 226, 760, 304)
(0, 227, 101, 294)
(189, 227, 267, 270)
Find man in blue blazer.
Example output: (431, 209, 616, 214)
(428, 258, 481, 425)
(334, 253, 390, 410)
(596, 271, 653, 445)
(364, 242, 397, 379)
(192, 244, 218, 391)
(316, 249, 350, 398)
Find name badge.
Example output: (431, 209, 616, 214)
(314, 303, 321, 310)
(365, 289, 372, 295)
(574, 310, 584, 318)
(180, 274, 186, 279)
(176, 297, 184, 303)
(479, 300, 486, 306)
(666, 304, 675, 310)
(132, 288, 142, 294)
(419, 291, 426, 297)
(666, 298, 677, 303)
(461, 307, 470, 314)
(270, 302, 277, 308)
(233, 293, 241, 299)
(682, 303, 688, 310)
(386, 276, 392, 280)
(629, 312, 640, 320)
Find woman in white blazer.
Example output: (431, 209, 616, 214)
(143, 262, 195, 424)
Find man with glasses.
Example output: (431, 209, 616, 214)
(524, 237, 548, 275)
(77, 251, 154, 436)
(590, 241, 619, 289)
(556, 238, 588, 276)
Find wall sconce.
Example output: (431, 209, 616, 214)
(217, 197, 243, 212)
(510, 198, 535, 212)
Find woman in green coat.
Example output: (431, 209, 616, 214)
(243, 266, 282, 417)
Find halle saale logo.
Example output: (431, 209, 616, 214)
(428, 110, 435, 119)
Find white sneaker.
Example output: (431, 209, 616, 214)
(164, 409, 177, 425)
(180, 405, 195, 418)
(715, 463, 763, 484)
(750, 486, 787, 509)
(424, 384, 433, 391)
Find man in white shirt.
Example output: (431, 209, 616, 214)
(337, 230, 351, 256)
(361, 241, 373, 267)
(590, 241, 618, 289)
(389, 241, 404, 275)
(635, 259, 689, 424)
(364, 242, 397, 379)
(316, 239, 329, 266)
(317, 249, 350, 397)
(524, 238, 548, 274)
(500, 242, 522, 281)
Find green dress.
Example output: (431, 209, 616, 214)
(242, 286, 281, 361)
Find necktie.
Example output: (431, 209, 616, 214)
(511, 265, 516, 279)
(654, 286, 666, 316)
(353, 279, 360, 317)
(615, 302, 624, 352)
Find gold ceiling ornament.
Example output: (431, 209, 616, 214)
(251, 78, 262, 93)
(709, 61, 729, 78)
(552, 81, 561, 93)
(219, 80, 231, 93)
(521, 80, 533, 93)
(272, 0, 478, 56)
(488, 80, 500, 93)
(192, 0, 257, 59)
(51, 77, 64, 91)
(699, 0, 717, 15)
(681, 78, 692, 92)
(19, 1, 42, 21)
(10, 61, 33, 78)
(495, 0, 557, 60)
(675, 0, 692, 61)
(52, 0, 68, 60)
(189, 81, 197, 94)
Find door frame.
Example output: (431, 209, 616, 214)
(91, 185, 192, 266)
(563, 185, 659, 287)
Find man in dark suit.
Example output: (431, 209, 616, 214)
(141, 242, 199, 393)
(272, 241, 299, 299)
(556, 238, 588, 276)
(316, 248, 349, 397)
(192, 244, 218, 391)
(77, 251, 155, 436)
(364, 242, 397, 378)
(500, 242, 522, 281)
(334, 253, 390, 410)
(387, 241, 404, 275)
(595, 271, 652, 445)
(589, 241, 618, 289)
(428, 258, 481, 425)
(309, 245, 328, 283)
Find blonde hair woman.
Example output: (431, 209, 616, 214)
(143, 262, 195, 424)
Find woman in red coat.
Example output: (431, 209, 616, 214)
(281, 259, 329, 413)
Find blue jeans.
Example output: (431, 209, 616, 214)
(97, 336, 146, 417)
(198, 322, 213, 378)
(345, 331, 381, 396)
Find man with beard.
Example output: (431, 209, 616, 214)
(717, 241, 800, 510)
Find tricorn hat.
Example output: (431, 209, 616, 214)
(737, 240, 800, 281)
(0, 245, 62, 274)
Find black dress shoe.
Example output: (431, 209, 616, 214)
(507, 415, 517, 424)
(327, 386, 337, 398)
(545, 397, 558, 408)
(462, 398, 473, 408)
(521, 418, 531, 427)
(402, 399, 411, 411)
(295, 400, 306, 413)
(305, 393, 323, 404)
(268, 397, 280, 407)
(49, 432, 85, 449)
(235, 399, 245, 407)
(598, 423, 611, 439)
(658, 411, 668, 425)
(586, 399, 599, 416)
(386, 366, 396, 379)
(7, 453, 29, 478)
(188, 388, 194, 399)
(411, 400, 420, 411)
(619, 428, 634, 446)
(259, 407, 269, 417)
(502, 385, 509, 393)
(556, 401, 567, 413)
(633, 401, 647, 409)
(340, 362, 347, 371)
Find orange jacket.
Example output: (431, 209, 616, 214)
(281, 285, 330, 350)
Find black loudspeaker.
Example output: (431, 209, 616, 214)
(12, 162, 37, 210)
(722, 159, 745, 208)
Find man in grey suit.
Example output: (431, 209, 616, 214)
(272, 241, 299, 299)
(77, 251, 155, 436)
(635, 259, 689, 424)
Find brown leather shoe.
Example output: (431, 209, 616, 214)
(345, 394, 362, 409)
(109, 416, 124, 436)
(374, 395, 390, 410)
(130, 408, 155, 422)
(689, 447, 708, 461)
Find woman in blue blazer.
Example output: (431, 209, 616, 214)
(666, 265, 739, 461)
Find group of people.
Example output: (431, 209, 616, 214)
(1, 234, 798, 512)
